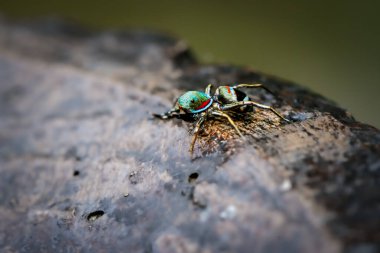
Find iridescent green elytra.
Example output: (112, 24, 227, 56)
(153, 83, 290, 156)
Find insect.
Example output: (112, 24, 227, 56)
(153, 84, 290, 154)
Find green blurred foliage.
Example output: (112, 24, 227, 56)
(1, 0, 379, 127)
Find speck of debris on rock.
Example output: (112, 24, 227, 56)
(219, 205, 237, 220)
(280, 179, 292, 192)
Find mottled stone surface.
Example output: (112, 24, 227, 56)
(0, 18, 379, 253)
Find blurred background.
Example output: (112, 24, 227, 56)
(0, 0, 379, 127)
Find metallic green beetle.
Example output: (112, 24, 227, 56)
(153, 84, 290, 154)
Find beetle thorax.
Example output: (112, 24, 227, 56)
(215, 86, 238, 104)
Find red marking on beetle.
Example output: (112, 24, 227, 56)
(227, 87, 231, 94)
(196, 99, 211, 110)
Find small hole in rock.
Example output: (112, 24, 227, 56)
(86, 210, 105, 222)
(188, 172, 199, 183)
(73, 170, 80, 176)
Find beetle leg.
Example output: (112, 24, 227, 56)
(232, 83, 275, 96)
(212, 111, 244, 138)
(205, 84, 213, 96)
(190, 116, 205, 154)
(220, 101, 290, 123)
(152, 108, 180, 119)
(153, 101, 181, 119)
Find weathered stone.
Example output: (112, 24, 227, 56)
(0, 17, 379, 253)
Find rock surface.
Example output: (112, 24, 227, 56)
(0, 18, 379, 253)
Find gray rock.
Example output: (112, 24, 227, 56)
(0, 17, 379, 253)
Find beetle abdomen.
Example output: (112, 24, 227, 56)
(178, 91, 213, 113)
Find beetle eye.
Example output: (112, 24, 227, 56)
(190, 99, 195, 103)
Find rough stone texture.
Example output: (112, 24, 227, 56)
(0, 17, 379, 253)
